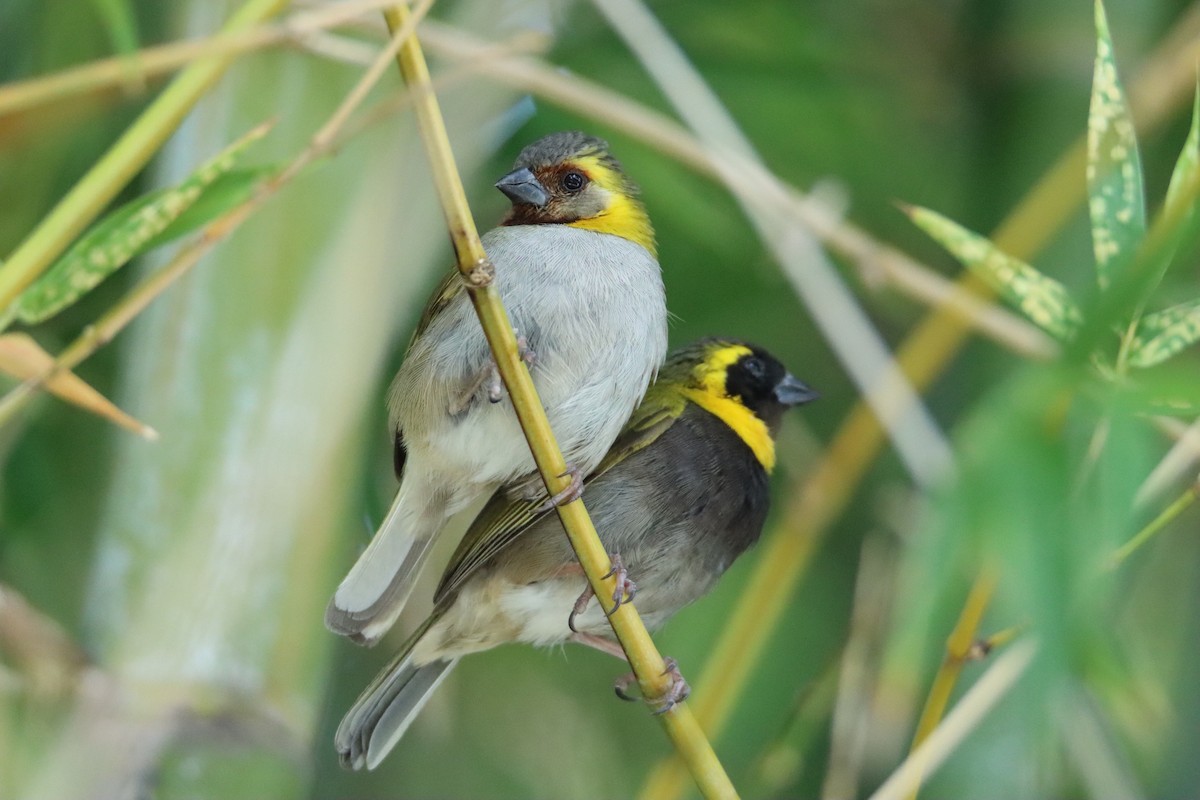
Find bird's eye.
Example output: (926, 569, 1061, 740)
(561, 171, 587, 193)
(742, 357, 765, 379)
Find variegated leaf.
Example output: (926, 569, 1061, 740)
(1127, 298, 1200, 368)
(11, 122, 271, 325)
(1087, 0, 1145, 289)
(908, 205, 1084, 340)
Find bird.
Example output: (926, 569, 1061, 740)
(325, 132, 668, 646)
(335, 338, 818, 770)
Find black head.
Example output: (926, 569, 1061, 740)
(660, 338, 817, 434)
(721, 344, 818, 431)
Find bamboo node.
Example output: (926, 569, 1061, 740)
(464, 257, 495, 288)
(965, 639, 992, 661)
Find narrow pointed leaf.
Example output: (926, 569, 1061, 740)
(0, 333, 157, 439)
(1087, 0, 1145, 289)
(1111, 362, 1200, 415)
(1127, 298, 1200, 367)
(10, 122, 271, 325)
(908, 205, 1084, 339)
(1164, 81, 1200, 215)
(141, 165, 278, 251)
(1131, 81, 1200, 304)
(89, 0, 140, 55)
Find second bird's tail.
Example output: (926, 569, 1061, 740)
(334, 612, 458, 770)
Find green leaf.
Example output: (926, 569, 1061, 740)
(1127, 298, 1200, 368)
(1131, 79, 1200, 304)
(1100, 360, 1200, 415)
(142, 166, 277, 252)
(88, 0, 139, 56)
(908, 205, 1084, 340)
(1087, 0, 1146, 290)
(1164, 80, 1200, 217)
(11, 123, 271, 326)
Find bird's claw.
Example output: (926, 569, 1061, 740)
(566, 552, 635, 631)
(535, 464, 584, 512)
(483, 333, 535, 405)
(602, 553, 636, 616)
(485, 363, 504, 403)
(516, 333, 537, 367)
(568, 583, 592, 633)
(613, 657, 690, 714)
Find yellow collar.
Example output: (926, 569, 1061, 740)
(679, 387, 775, 472)
(676, 343, 775, 472)
(564, 153, 656, 256)
(566, 193, 656, 256)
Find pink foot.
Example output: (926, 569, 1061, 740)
(566, 553, 635, 631)
(614, 657, 691, 714)
(536, 464, 584, 512)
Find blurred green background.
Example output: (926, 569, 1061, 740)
(2, 0, 1199, 798)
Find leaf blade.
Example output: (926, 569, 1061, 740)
(1128, 298, 1200, 368)
(11, 122, 271, 325)
(908, 205, 1084, 340)
(1087, 0, 1146, 289)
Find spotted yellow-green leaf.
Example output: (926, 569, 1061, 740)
(0, 333, 156, 439)
(10, 121, 271, 326)
(1127, 298, 1200, 368)
(908, 205, 1084, 340)
(141, 165, 277, 252)
(1087, 0, 1145, 290)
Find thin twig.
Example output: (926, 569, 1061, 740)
(866, 640, 1038, 800)
(895, 473, 1197, 799)
(0, 0, 413, 118)
(0, 333, 157, 439)
(16, 11, 1051, 362)
(381, 4, 737, 798)
(1138, 416, 1200, 504)
(901, 569, 998, 800)
(1109, 477, 1200, 567)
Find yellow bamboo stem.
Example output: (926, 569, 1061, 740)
(901, 569, 998, 800)
(966, 625, 1021, 660)
(866, 640, 1038, 800)
(381, 4, 737, 798)
(897, 471, 1200, 800)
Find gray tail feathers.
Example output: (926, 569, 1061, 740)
(325, 481, 444, 645)
(335, 613, 458, 771)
